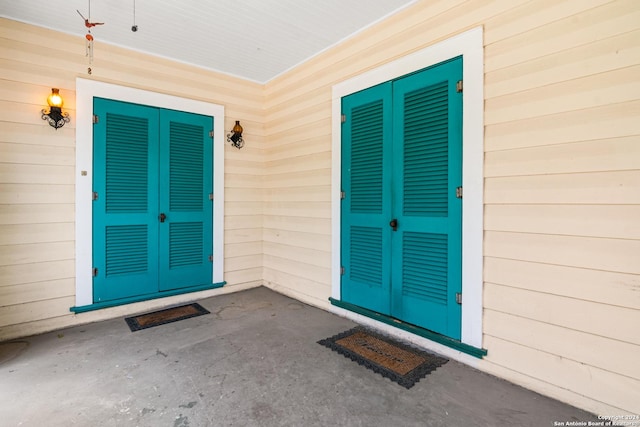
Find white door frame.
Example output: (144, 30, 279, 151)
(330, 27, 484, 348)
(75, 78, 225, 307)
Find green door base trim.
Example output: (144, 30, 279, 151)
(70, 281, 225, 313)
(329, 297, 487, 359)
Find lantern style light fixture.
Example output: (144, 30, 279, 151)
(226, 120, 244, 149)
(41, 88, 70, 129)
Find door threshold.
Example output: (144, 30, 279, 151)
(70, 282, 225, 313)
(329, 297, 487, 359)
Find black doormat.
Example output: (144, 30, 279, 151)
(318, 326, 448, 389)
(125, 303, 210, 332)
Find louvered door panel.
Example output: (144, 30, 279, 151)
(158, 110, 213, 291)
(169, 222, 203, 268)
(403, 81, 449, 217)
(350, 226, 383, 287)
(105, 115, 149, 213)
(340, 83, 393, 314)
(351, 100, 384, 213)
(402, 232, 448, 304)
(92, 99, 159, 302)
(105, 225, 148, 276)
(170, 122, 204, 211)
(391, 57, 463, 339)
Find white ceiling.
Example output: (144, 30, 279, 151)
(1, 0, 417, 83)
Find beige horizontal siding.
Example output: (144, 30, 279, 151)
(485, 100, 640, 151)
(485, 204, 640, 239)
(0, 204, 74, 225)
(0, 18, 265, 335)
(0, 279, 74, 307)
(484, 309, 640, 379)
(485, 170, 640, 204)
(485, 136, 640, 176)
(482, 335, 640, 414)
(485, 231, 640, 275)
(484, 257, 640, 310)
(485, 29, 640, 98)
(0, 242, 75, 266)
(485, 282, 640, 345)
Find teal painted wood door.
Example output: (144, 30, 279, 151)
(340, 82, 393, 314)
(158, 109, 213, 292)
(93, 98, 213, 303)
(341, 57, 463, 339)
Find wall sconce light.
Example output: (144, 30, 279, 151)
(41, 88, 70, 130)
(226, 120, 244, 149)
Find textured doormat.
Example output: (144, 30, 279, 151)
(318, 326, 448, 389)
(125, 303, 210, 332)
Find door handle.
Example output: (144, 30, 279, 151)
(389, 218, 398, 231)
(159, 213, 167, 223)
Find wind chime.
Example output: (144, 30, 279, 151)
(77, 0, 104, 74)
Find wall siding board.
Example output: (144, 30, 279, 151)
(0, 296, 76, 327)
(484, 257, 640, 310)
(0, 260, 75, 287)
(263, 267, 333, 304)
(484, 136, 640, 177)
(484, 309, 640, 380)
(0, 204, 74, 225)
(485, 100, 640, 152)
(224, 228, 262, 244)
(483, 0, 612, 45)
(0, 279, 75, 307)
(264, 169, 332, 188)
(484, 0, 640, 72)
(263, 242, 331, 268)
(485, 231, 640, 274)
(484, 282, 640, 345)
(485, 66, 640, 125)
(263, 202, 330, 219)
(0, 223, 74, 246)
(263, 216, 331, 235)
(483, 335, 640, 415)
(485, 170, 640, 205)
(0, 121, 76, 147)
(0, 142, 75, 166)
(484, 204, 640, 239)
(485, 30, 640, 99)
(0, 242, 75, 266)
(0, 183, 74, 204)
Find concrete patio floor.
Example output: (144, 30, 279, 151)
(1, 286, 597, 427)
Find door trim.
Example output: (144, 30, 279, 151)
(331, 26, 484, 348)
(75, 78, 225, 308)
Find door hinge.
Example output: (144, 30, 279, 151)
(208, 255, 213, 262)
(341, 114, 346, 123)
(92, 191, 99, 201)
(209, 130, 214, 138)
(455, 292, 462, 304)
(340, 191, 346, 200)
(209, 193, 214, 201)
(340, 266, 345, 275)
(456, 80, 463, 93)
(456, 186, 463, 199)
(92, 114, 99, 124)
(92, 267, 98, 277)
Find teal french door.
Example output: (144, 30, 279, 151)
(341, 57, 463, 340)
(92, 98, 213, 303)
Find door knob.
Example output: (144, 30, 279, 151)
(389, 218, 398, 231)
(159, 213, 167, 223)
